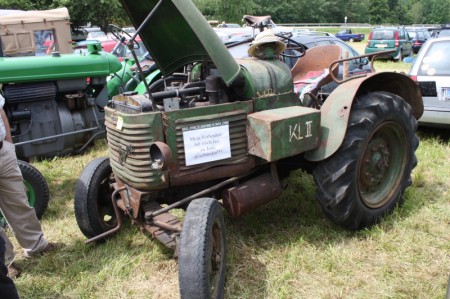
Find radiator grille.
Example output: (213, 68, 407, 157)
(105, 107, 250, 190)
(173, 110, 249, 175)
(105, 109, 165, 190)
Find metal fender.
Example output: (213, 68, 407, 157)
(304, 72, 423, 162)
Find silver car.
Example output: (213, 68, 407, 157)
(409, 36, 450, 128)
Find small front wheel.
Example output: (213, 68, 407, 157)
(74, 157, 116, 239)
(179, 198, 226, 299)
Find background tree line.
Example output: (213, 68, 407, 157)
(1, 0, 449, 31)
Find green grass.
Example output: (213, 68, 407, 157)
(7, 127, 449, 298)
(5, 53, 449, 298)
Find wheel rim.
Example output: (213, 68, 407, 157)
(24, 180, 36, 207)
(96, 176, 116, 228)
(209, 220, 223, 297)
(358, 121, 408, 208)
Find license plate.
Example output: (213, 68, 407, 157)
(445, 88, 450, 100)
(375, 44, 387, 48)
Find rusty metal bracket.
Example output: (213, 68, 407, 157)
(85, 186, 126, 244)
(142, 201, 182, 251)
(145, 170, 258, 221)
(328, 49, 396, 84)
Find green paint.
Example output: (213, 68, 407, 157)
(0, 52, 122, 84)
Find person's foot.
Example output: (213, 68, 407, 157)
(40, 242, 65, 255)
(7, 262, 22, 279)
(25, 242, 65, 258)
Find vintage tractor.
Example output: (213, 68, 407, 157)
(1, 8, 122, 219)
(74, 0, 423, 298)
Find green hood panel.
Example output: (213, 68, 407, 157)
(0, 53, 122, 84)
(119, 0, 240, 85)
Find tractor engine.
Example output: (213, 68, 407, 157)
(3, 78, 107, 159)
(0, 46, 122, 159)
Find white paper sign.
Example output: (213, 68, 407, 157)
(182, 121, 231, 166)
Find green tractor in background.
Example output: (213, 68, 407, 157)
(73, 0, 423, 298)
(0, 8, 122, 222)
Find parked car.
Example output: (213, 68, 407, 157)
(409, 36, 450, 128)
(430, 24, 450, 38)
(365, 27, 413, 61)
(335, 29, 365, 42)
(217, 23, 241, 28)
(406, 28, 431, 54)
(86, 30, 110, 42)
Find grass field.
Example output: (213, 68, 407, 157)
(9, 129, 449, 299)
(5, 41, 450, 298)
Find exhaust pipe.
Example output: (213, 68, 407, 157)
(222, 172, 282, 218)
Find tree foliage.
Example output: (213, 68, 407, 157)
(0, 0, 448, 28)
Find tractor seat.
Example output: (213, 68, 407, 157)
(291, 44, 341, 101)
(243, 15, 272, 25)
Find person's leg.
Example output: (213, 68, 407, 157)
(0, 141, 48, 257)
(0, 234, 19, 299)
(0, 228, 14, 266)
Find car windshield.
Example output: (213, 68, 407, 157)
(437, 30, 450, 37)
(407, 31, 417, 39)
(418, 40, 450, 76)
(372, 30, 395, 40)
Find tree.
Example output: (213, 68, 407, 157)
(369, 0, 390, 24)
(55, 0, 128, 31)
(193, 0, 258, 23)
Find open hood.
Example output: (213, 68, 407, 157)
(119, 0, 241, 85)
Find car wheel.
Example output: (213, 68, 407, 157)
(179, 198, 226, 299)
(74, 157, 116, 239)
(396, 49, 403, 62)
(349, 38, 355, 42)
(313, 91, 419, 230)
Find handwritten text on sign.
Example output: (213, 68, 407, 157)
(183, 122, 231, 166)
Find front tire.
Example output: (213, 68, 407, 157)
(313, 91, 418, 230)
(74, 157, 116, 239)
(179, 198, 226, 299)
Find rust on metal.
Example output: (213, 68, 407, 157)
(222, 171, 282, 218)
(143, 201, 182, 250)
(170, 159, 255, 186)
(291, 44, 341, 92)
(305, 71, 422, 162)
(328, 49, 396, 84)
(247, 106, 321, 161)
(85, 186, 126, 244)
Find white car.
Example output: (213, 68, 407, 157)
(409, 36, 450, 128)
(86, 30, 110, 42)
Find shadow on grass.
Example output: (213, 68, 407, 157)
(418, 126, 450, 141)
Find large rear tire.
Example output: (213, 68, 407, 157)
(74, 157, 116, 239)
(179, 198, 226, 299)
(313, 91, 418, 230)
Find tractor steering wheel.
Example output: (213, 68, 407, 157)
(276, 34, 307, 59)
(108, 24, 132, 41)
